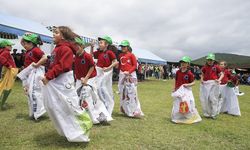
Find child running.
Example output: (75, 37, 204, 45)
(200, 53, 224, 119)
(34, 26, 92, 142)
(118, 40, 144, 118)
(0, 39, 18, 110)
(218, 61, 231, 113)
(220, 65, 241, 116)
(171, 56, 202, 124)
(17, 33, 46, 120)
(90, 36, 118, 115)
(74, 37, 113, 124)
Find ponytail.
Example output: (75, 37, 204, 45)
(36, 35, 43, 46)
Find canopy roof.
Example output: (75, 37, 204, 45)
(0, 13, 52, 43)
(133, 48, 166, 64)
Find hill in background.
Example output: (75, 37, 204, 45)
(192, 53, 250, 68)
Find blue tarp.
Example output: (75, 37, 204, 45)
(0, 13, 52, 43)
(0, 24, 52, 43)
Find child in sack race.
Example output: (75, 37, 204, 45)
(219, 62, 241, 116)
(0, 39, 18, 110)
(118, 40, 144, 118)
(171, 56, 202, 124)
(90, 36, 118, 115)
(17, 33, 46, 120)
(73, 37, 113, 124)
(200, 53, 224, 119)
(33, 26, 92, 142)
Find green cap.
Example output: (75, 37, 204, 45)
(0, 39, 15, 48)
(119, 40, 130, 47)
(206, 53, 215, 60)
(98, 36, 112, 45)
(180, 56, 191, 63)
(22, 33, 39, 45)
(75, 37, 86, 46)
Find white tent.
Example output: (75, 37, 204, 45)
(0, 13, 53, 54)
(0, 13, 52, 38)
(133, 48, 166, 64)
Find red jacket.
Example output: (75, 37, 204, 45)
(202, 64, 221, 81)
(220, 68, 231, 85)
(118, 52, 137, 73)
(0, 48, 16, 68)
(175, 69, 194, 90)
(24, 47, 44, 68)
(74, 51, 97, 80)
(93, 50, 116, 68)
(45, 41, 75, 80)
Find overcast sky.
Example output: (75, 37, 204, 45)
(1, 0, 250, 61)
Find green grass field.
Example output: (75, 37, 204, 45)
(0, 79, 250, 150)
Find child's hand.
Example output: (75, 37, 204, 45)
(201, 80, 204, 84)
(81, 77, 88, 86)
(123, 71, 130, 75)
(103, 67, 111, 72)
(42, 77, 49, 85)
(23, 86, 28, 95)
(32, 62, 39, 68)
(215, 79, 221, 84)
(183, 84, 189, 88)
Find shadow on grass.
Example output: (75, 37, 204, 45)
(0, 103, 15, 111)
(112, 111, 125, 118)
(112, 111, 144, 120)
(34, 131, 89, 148)
(16, 113, 49, 122)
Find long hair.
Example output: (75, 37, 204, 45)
(128, 46, 132, 52)
(107, 45, 118, 54)
(57, 26, 76, 42)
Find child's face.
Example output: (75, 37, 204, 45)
(121, 46, 128, 53)
(53, 28, 63, 44)
(98, 40, 108, 51)
(219, 62, 226, 68)
(206, 59, 214, 65)
(180, 62, 188, 68)
(21, 40, 33, 50)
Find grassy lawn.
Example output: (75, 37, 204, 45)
(0, 79, 250, 150)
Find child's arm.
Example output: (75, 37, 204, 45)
(103, 59, 119, 72)
(172, 79, 176, 92)
(200, 72, 204, 83)
(183, 81, 195, 87)
(81, 66, 94, 85)
(89, 41, 95, 56)
(32, 55, 48, 68)
(216, 72, 224, 83)
(90, 45, 94, 56)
